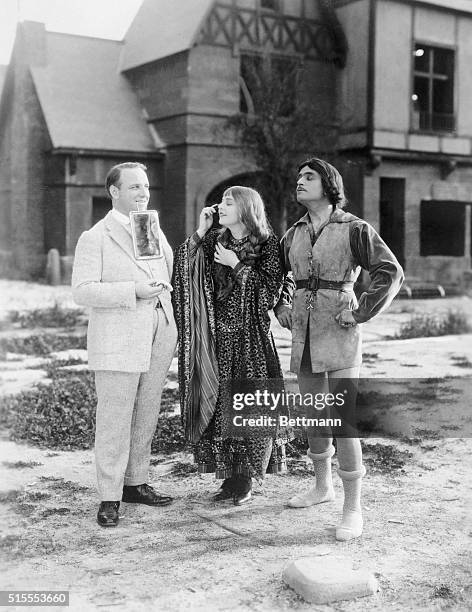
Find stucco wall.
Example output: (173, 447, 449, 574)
(336, 0, 370, 140)
(363, 159, 472, 285)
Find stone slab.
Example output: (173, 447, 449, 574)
(282, 556, 378, 604)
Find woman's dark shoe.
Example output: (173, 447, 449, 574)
(211, 477, 236, 501)
(233, 490, 252, 506)
(232, 475, 253, 506)
(97, 501, 120, 527)
(212, 489, 234, 501)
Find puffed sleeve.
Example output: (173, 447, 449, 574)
(187, 230, 219, 263)
(274, 229, 295, 313)
(350, 221, 404, 323)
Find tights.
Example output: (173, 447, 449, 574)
(298, 335, 362, 472)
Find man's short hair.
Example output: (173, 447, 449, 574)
(105, 162, 147, 198)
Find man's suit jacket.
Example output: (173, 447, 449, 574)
(72, 211, 175, 372)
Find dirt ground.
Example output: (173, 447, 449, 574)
(0, 282, 471, 611)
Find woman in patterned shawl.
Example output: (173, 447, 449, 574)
(173, 186, 289, 505)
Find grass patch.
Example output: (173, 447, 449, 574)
(152, 415, 187, 454)
(393, 310, 471, 339)
(361, 442, 412, 474)
(38, 477, 90, 494)
(150, 457, 166, 466)
(450, 355, 472, 369)
(0, 490, 22, 503)
(40, 507, 71, 517)
(0, 534, 22, 551)
(362, 352, 378, 364)
(284, 458, 313, 478)
(0, 333, 86, 358)
(412, 428, 441, 440)
(284, 439, 413, 476)
(1, 371, 97, 449)
(285, 438, 308, 458)
(2, 460, 43, 469)
(165, 461, 199, 477)
(160, 386, 180, 413)
(431, 585, 456, 600)
(42, 358, 86, 378)
(1, 368, 184, 453)
(8, 303, 85, 329)
(0, 489, 52, 518)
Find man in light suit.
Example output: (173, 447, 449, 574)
(72, 162, 178, 527)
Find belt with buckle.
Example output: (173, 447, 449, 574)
(296, 277, 354, 310)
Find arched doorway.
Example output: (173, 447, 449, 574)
(205, 172, 267, 206)
(205, 171, 298, 234)
(205, 172, 270, 231)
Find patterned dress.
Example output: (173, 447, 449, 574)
(173, 229, 289, 480)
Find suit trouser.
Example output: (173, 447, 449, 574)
(94, 308, 178, 500)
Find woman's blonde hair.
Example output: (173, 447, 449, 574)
(214, 185, 272, 301)
(222, 185, 271, 243)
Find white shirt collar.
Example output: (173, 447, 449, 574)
(111, 208, 130, 226)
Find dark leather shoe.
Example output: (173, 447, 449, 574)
(233, 490, 252, 506)
(122, 484, 173, 506)
(97, 501, 120, 527)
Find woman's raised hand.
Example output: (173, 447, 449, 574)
(214, 243, 240, 269)
(197, 204, 218, 237)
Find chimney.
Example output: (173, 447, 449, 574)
(16, 21, 47, 67)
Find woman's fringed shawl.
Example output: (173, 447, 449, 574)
(173, 230, 285, 443)
(173, 235, 219, 443)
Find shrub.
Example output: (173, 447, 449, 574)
(151, 415, 187, 454)
(394, 310, 471, 340)
(8, 303, 85, 329)
(3, 371, 97, 450)
(1, 369, 184, 453)
(0, 333, 86, 358)
(361, 441, 412, 474)
(42, 358, 87, 378)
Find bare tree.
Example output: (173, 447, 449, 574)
(227, 54, 342, 235)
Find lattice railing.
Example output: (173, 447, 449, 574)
(197, 4, 337, 61)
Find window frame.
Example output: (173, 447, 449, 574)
(410, 40, 457, 135)
(419, 200, 466, 257)
(259, 0, 280, 12)
(238, 52, 300, 117)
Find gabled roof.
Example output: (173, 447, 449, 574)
(119, 0, 214, 72)
(414, 0, 472, 12)
(0, 65, 7, 91)
(31, 31, 159, 152)
(0, 66, 7, 99)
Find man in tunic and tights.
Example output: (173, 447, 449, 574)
(275, 157, 404, 541)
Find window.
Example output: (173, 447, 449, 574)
(239, 54, 263, 114)
(420, 201, 465, 256)
(92, 197, 110, 227)
(260, 0, 279, 10)
(380, 178, 405, 267)
(412, 44, 455, 132)
(239, 54, 298, 116)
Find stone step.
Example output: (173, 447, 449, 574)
(283, 556, 378, 604)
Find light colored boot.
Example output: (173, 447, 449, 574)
(288, 445, 336, 508)
(336, 465, 366, 541)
